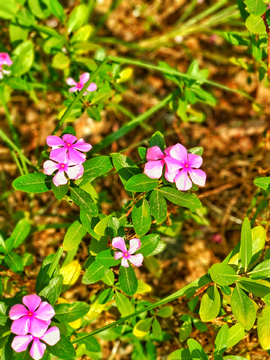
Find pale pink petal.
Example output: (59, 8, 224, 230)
(65, 164, 84, 180)
(80, 73, 90, 84)
(164, 168, 178, 183)
(40, 327, 60, 346)
(164, 156, 182, 173)
(9, 304, 28, 320)
(121, 257, 129, 267)
(175, 168, 192, 191)
(66, 77, 77, 86)
(114, 251, 123, 260)
(188, 168, 206, 187)
(87, 83, 97, 92)
(12, 335, 33, 353)
(34, 302, 55, 321)
(53, 170, 68, 187)
(11, 317, 30, 335)
(170, 143, 188, 163)
(43, 160, 60, 176)
(23, 295, 42, 313)
(62, 134, 77, 144)
(187, 154, 203, 168)
(164, 146, 173, 156)
(129, 254, 144, 267)
(146, 146, 165, 161)
(67, 148, 86, 164)
(30, 338, 46, 360)
(112, 237, 127, 252)
(128, 238, 141, 254)
(30, 317, 51, 338)
(144, 160, 164, 179)
(69, 86, 78, 93)
(72, 139, 92, 152)
(46, 136, 65, 148)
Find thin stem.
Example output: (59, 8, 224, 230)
(47, 247, 64, 278)
(262, 13, 270, 80)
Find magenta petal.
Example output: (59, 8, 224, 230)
(12, 335, 33, 353)
(87, 83, 97, 91)
(66, 77, 77, 86)
(146, 146, 165, 161)
(188, 168, 206, 187)
(46, 136, 65, 148)
(40, 326, 60, 346)
(112, 237, 127, 252)
(9, 304, 28, 320)
(114, 251, 123, 260)
(164, 156, 182, 173)
(129, 254, 143, 267)
(62, 134, 77, 144)
(128, 239, 141, 254)
(170, 143, 188, 163)
(50, 148, 68, 163)
(34, 302, 55, 321)
(144, 160, 164, 179)
(11, 317, 30, 335)
(187, 154, 203, 168)
(65, 164, 84, 180)
(121, 258, 129, 267)
(72, 139, 92, 152)
(175, 168, 192, 191)
(53, 170, 68, 187)
(30, 317, 50, 338)
(67, 148, 86, 164)
(43, 160, 60, 176)
(164, 146, 173, 156)
(69, 86, 78, 93)
(30, 338, 46, 360)
(80, 73, 90, 84)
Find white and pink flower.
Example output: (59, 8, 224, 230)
(0, 52, 12, 79)
(112, 237, 144, 267)
(66, 73, 97, 95)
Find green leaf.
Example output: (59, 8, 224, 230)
(246, 0, 266, 16)
(257, 306, 270, 350)
(149, 131, 165, 151)
(114, 290, 134, 317)
(240, 217, 252, 272)
(5, 219, 31, 251)
(39, 275, 63, 304)
(102, 270, 115, 286)
(52, 52, 71, 69)
(119, 265, 138, 296)
(179, 319, 192, 342)
(157, 306, 173, 318)
(159, 187, 201, 210)
(210, 263, 238, 286)
(189, 147, 203, 156)
(245, 14, 266, 34)
(42, 0, 64, 21)
(237, 278, 270, 297)
(96, 249, 120, 267)
(231, 284, 256, 330)
(169, 349, 192, 360)
(133, 318, 153, 337)
(75, 333, 100, 353)
(250, 225, 266, 264)
(150, 190, 167, 224)
(5, 78, 30, 90)
(139, 234, 160, 257)
(199, 285, 220, 322)
(80, 211, 101, 240)
(98, 289, 113, 305)
(13, 174, 51, 193)
(147, 240, 166, 256)
(0, 0, 17, 19)
(67, 4, 88, 34)
(254, 177, 270, 190)
(214, 324, 228, 355)
(51, 182, 69, 201)
(132, 198, 151, 236)
(94, 215, 113, 236)
(187, 339, 208, 360)
(111, 153, 141, 186)
(138, 147, 147, 161)
(91, 90, 115, 105)
(249, 259, 270, 279)
(54, 302, 90, 323)
(28, 0, 49, 19)
(125, 174, 159, 192)
(63, 221, 86, 251)
(71, 25, 93, 43)
(70, 187, 98, 216)
(4, 252, 23, 272)
(43, 36, 65, 54)
(12, 40, 34, 76)
(227, 323, 246, 348)
(152, 317, 162, 338)
(47, 333, 76, 359)
(82, 260, 110, 284)
(78, 156, 113, 186)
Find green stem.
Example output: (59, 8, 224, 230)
(71, 274, 210, 344)
(47, 247, 64, 278)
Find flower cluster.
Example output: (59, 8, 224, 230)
(43, 134, 92, 187)
(144, 143, 206, 191)
(112, 237, 144, 267)
(0, 52, 12, 79)
(9, 295, 60, 360)
(66, 73, 97, 95)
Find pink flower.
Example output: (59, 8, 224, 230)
(43, 156, 84, 187)
(164, 143, 206, 191)
(9, 294, 55, 338)
(0, 52, 12, 79)
(11, 326, 60, 360)
(144, 146, 173, 179)
(66, 73, 97, 95)
(46, 134, 92, 164)
(112, 237, 144, 267)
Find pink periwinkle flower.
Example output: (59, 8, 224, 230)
(46, 134, 92, 164)
(66, 73, 97, 95)
(11, 326, 60, 360)
(144, 146, 173, 180)
(164, 143, 206, 191)
(112, 237, 144, 267)
(9, 295, 55, 338)
(0, 52, 13, 79)
(43, 156, 84, 187)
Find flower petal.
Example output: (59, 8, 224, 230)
(146, 146, 165, 161)
(170, 143, 188, 163)
(62, 134, 77, 144)
(30, 317, 51, 338)
(40, 326, 60, 346)
(43, 160, 60, 176)
(175, 168, 192, 191)
(129, 254, 144, 267)
(66, 77, 77, 86)
(164, 168, 178, 183)
(72, 139, 92, 152)
(128, 238, 141, 254)
(67, 148, 86, 164)
(164, 146, 173, 156)
(112, 237, 127, 252)
(11, 317, 30, 335)
(188, 168, 206, 187)
(65, 164, 84, 180)
(164, 156, 182, 174)
(46, 136, 65, 148)
(121, 257, 129, 267)
(12, 335, 33, 353)
(80, 73, 90, 84)
(53, 170, 68, 187)
(23, 295, 42, 313)
(34, 302, 55, 321)
(114, 251, 123, 260)
(69, 86, 78, 93)
(50, 148, 68, 163)
(30, 338, 46, 360)
(187, 154, 203, 168)
(87, 83, 97, 92)
(9, 304, 28, 320)
(144, 160, 164, 179)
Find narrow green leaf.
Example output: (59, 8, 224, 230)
(227, 323, 246, 348)
(187, 339, 208, 360)
(249, 259, 270, 279)
(13, 173, 51, 193)
(70, 187, 98, 216)
(96, 249, 120, 267)
(214, 324, 228, 355)
(39, 275, 63, 305)
(149, 131, 165, 151)
(139, 234, 160, 257)
(82, 260, 110, 285)
(5, 219, 31, 251)
(133, 318, 153, 337)
(257, 306, 270, 350)
(4, 252, 23, 272)
(254, 177, 270, 191)
(199, 285, 220, 322)
(111, 153, 141, 186)
(67, 4, 88, 34)
(210, 263, 238, 286)
(152, 317, 162, 338)
(237, 278, 270, 297)
(63, 221, 86, 251)
(159, 187, 201, 210)
(75, 333, 100, 353)
(114, 290, 134, 317)
(125, 174, 159, 192)
(150, 190, 167, 224)
(179, 319, 192, 342)
(54, 302, 90, 323)
(119, 265, 138, 296)
(240, 217, 252, 272)
(51, 182, 69, 201)
(231, 284, 256, 330)
(132, 198, 151, 236)
(78, 156, 113, 186)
